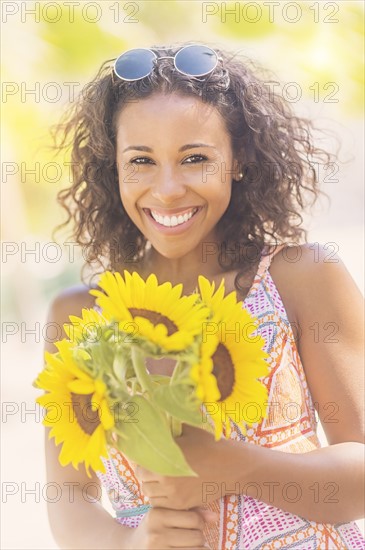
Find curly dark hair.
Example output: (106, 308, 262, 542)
(51, 40, 334, 298)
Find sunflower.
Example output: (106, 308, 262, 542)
(35, 339, 114, 476)
(89, 270, 209, 353)
(189, 276, 270, 440)
(64, 307, 108, 344)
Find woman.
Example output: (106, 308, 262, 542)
(43, 42, 364, 549)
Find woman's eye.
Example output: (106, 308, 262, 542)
(183, 154, 208, 164)
(129, 157, 153, 165)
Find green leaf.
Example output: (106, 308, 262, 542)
(152, 384, 204, 428)
(88, 340, 112, 374)
(113, 348, 134, 383)
(116, 395, 197, 477)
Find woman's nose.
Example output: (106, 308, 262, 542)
(150, 169, 186, 204)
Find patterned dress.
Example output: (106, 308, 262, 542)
(96, 244, 365, 549)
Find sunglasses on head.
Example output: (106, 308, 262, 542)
(112, 44, 221, 82)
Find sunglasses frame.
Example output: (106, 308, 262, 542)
(112, 44, 222, 83)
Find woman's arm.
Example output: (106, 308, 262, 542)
(45, 428, 136, 550)
(136, 244, 365, 524)
(232, 244, 365, 524)
(275, 243, 365, 447)
(231, 438, 364, 524)
(138, 427, 364, 524)
(42, 289, 137, 550)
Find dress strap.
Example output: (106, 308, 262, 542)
(261, 243, 287, 270)
(246, 243, 287, 298)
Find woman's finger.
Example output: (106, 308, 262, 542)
(165, 526, 206, 548)
(133, 464, 152, 481)
(140, 480, 164, 497)
(148, 496, 170, 508)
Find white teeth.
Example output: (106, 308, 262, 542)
(150, 208, 198, 227)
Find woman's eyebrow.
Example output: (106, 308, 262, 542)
(121, 143, 216, 154)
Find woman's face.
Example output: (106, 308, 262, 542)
(115, 92, 239, 261)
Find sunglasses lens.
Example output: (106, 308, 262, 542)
(175, 45, 218, 77)
(114, 48, 156, 81)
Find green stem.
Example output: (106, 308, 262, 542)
(170, 415, 182, 437)
(131, 346, 154, 394)
(170, 360, 185, 385)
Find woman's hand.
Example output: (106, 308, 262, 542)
(128, 506, 218, 549)
(133, 424, 235, 510)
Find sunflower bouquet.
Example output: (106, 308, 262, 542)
(34, 272, 269, 478)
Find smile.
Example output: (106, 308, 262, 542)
(142, 206, 202, 233)
(150, 207, 199, 227)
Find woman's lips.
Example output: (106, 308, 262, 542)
(142, 206, 203, 234)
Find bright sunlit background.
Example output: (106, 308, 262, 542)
(1, 1, 364, 548)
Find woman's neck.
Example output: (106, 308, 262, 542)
(114, 239, 262, 297)
(139, 243, 226, 293)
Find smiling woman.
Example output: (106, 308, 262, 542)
(115, 93, 238, 279)
(44, 41, 365, 550)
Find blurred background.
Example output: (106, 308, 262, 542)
(1, 1, 364, 547)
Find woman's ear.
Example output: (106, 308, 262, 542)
(232, 158, 244, 182)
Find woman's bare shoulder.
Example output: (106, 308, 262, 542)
(50, 284, 97, 315)
(269, 241, 363, 343)
(267, 243, 308, 329)
(270, 241, 360, 294)
(45, 285, 97, 351)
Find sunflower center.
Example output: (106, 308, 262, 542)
(128, 308, 177, 336)
(71, 393, 100, 435)
(211, 343, 235, 401)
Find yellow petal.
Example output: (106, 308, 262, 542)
(100, 400, 114, 430)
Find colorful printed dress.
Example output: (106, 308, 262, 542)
(96, 244, 365, 549)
